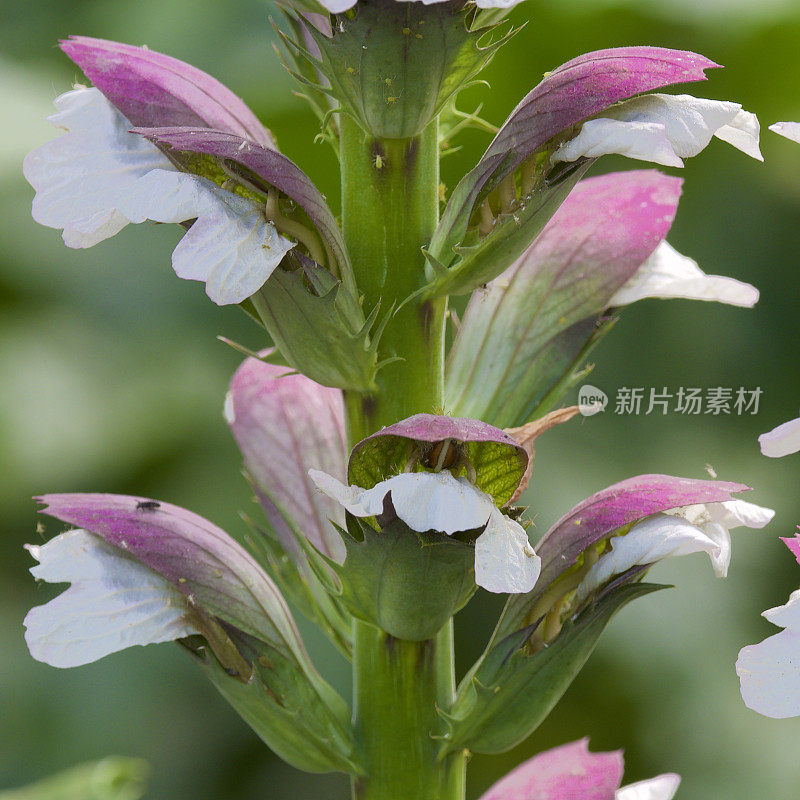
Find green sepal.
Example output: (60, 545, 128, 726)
(305, 0, 514, 139)
(425, 160, 590, 298)
(326, 515, 477, 642)
(240, 508, 353, 659)
(439, 581, 666, 755)
(522, 316, 618, 424)
(348, 426, 527, 509)
(193, 635, 363, 776)
(250, 257, 388, 391)
(0, 758, 149, 800)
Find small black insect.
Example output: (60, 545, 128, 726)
(136, 500, 161, 511)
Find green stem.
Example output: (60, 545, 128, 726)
(340, 114, 445, 442)
(351, 619, 465, 800)
(340, 116, 461, 799)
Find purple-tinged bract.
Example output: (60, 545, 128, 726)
(60, 36, 274, 147)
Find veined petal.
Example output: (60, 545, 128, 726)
(24, 88, 289, 303)
(675, 499, 775, 531)
(737, 590, 800, 718)
(23, 87, 173, 247)
(171, 197, 292, 305)
(445, 171, 683, 425)
(607, 241, 759, 308)
(553, 118, 683, 167)
(309, 470, 494, 534)
(226, 357, 347, 562)
(474, 510, 540, 593)
(35, 493, 305, 662)
(24, 529, 198, 668)
(617, 774, 681, 800)
(716, 109, 763, 160)
(60, 36, 274, 146)
(759, 415, 800, 458)
(783, 534, 800, 565)
(477, 738, 624, 800)
(574, 513, 727, 606)
(117, 168, 294, 304)
(554, 93, 761, 166)
(769, 121, 800, 144)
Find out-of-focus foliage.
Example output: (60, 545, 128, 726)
(0, 758, 148, 800)
(1, 1, 799, 798)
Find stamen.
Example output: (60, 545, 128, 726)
(434, 439, 454, 472)
(498, 173, 517, 214)
(478, 199, 495, 236)
(520, 158, 537, 197)
(263, 190, 327, 268)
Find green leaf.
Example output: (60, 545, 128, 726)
(326, 515, 477, 642)
(426, 161, 589, 298)
(0, 759, 148, 800)
(440, 582, 666, 755)
(241, 509, 353, 660)
(194, 636, 362, 776)
(250, 259, 386, 391)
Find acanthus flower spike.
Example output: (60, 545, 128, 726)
(307, 413, 540, 641)
(425, 47, 760, 300)
(24, 493, 360, 775)
(23, 37, 349, 308)
(438, 475, 772, 756)
(445, 170, 758, 427)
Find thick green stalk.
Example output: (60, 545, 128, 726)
(340, 116, 461, 799)
(351, 619, 465, 800)
(340, 114, 445, 442)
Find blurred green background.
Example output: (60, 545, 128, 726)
(2, 0, 799, 797)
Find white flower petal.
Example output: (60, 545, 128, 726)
(615, 94, 741, 158)
(554, 93, 760, 167)
(24, 88, 291, 304)
(172, 201, 293, 305)
(715, 109, 763, 161)
(23, 529, 198, 668)
(676, 499, 775, 531)
(317, 0, 358, 9)
(616, 773, 681, 800)
(311, 469, 541, 594)
(115, 168, 293, 305)
(114, 168, 224, 224)
(474, 510, 540, 593)
(23, 87, 173, 247)
(737, 590, 800, 718)
(574, 514, 725, 605)
(769, 121, 800, 144)
(706, 499, 775, 530)
(309, 469, 494, 534)
(121, 168, 296, 305)
(553, 118, 684, 167)
(607, 241, 759, 308)
(759, 415, 800, 458)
